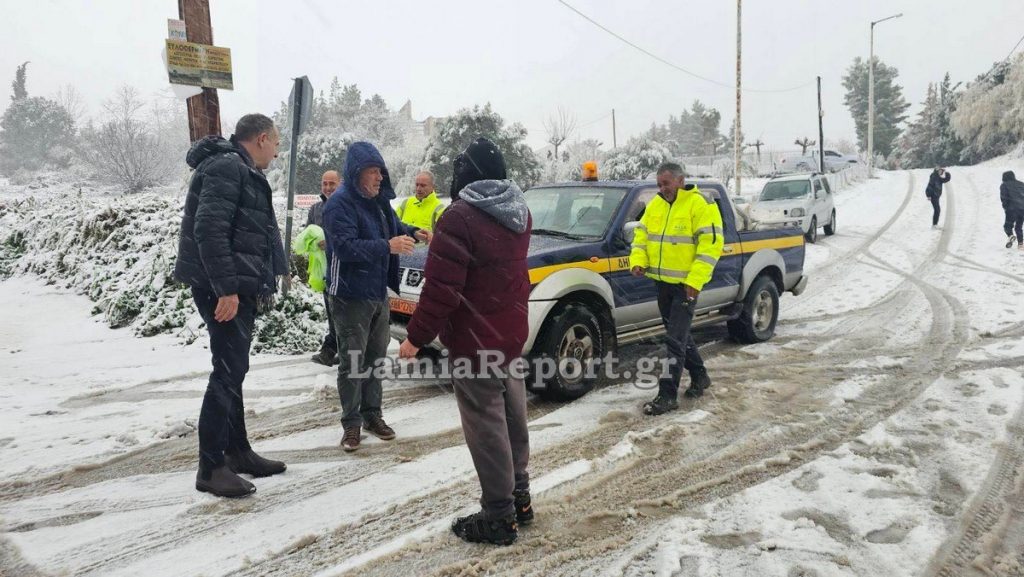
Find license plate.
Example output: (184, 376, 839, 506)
(389, 297, 417, 315)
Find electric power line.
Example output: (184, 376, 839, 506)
(555, 0, 815, 94)
(1002, 32, 1024, 63)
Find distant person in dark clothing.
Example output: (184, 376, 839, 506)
(926, 167, 951, 229)
(174, 113, 288, 498)
(1001, 170, 1024, 250)
(309, 170, 341, 366)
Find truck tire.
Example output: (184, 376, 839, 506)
(805, 216, 818, 243)
(824, 210, 836, 236)
(532, 303, 605, 401)
(727, 275, 780, 343)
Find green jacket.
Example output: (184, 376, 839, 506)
(292, 224, 327, 293)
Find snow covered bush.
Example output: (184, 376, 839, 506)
(602, 137, 673, 180)
(952, 55, 1024, 164)
(77, 87, 187, 194)
(0, 184, 324, 354)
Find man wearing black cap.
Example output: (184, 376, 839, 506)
(398, 137, 533, 546)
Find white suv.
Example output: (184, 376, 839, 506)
(748, 173, 836, 243)
(778, 149, 860, 173)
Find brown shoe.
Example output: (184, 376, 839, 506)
(341, 426, 361, 452)
(364, 413, 396, 440)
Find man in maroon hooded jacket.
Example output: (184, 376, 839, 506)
(399, 137, 533, 546)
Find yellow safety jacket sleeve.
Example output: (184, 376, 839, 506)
(629, 215, 651, 269)
(685, 196, 725, 292)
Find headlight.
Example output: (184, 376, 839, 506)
(790, 208, 805, 217)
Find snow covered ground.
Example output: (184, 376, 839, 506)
(2, 161, 1024, 576)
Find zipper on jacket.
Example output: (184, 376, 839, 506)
(657, 193, 678, 278)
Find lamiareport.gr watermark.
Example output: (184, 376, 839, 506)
(340, 351, 676, 389)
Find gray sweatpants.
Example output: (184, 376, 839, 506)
(452, 374, 531, 519)
(331, 295, 390, 429)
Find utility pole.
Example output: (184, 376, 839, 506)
(817, 76, 825, 173)
(734, 0, 742, 195)
(611, 108, 617, 149)
(867, 13, 902, 178)
(178, 0, 221, 141)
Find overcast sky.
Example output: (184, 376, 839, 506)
(2, 0, 1022, 152)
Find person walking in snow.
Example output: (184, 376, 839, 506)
(398, 137, 534, 546)
(174, 113, 289, 498)
(926, 166, 951, 229)
(1000, 170, 1024, 250)
(631, 163, 724, 415)
(323, 141, 428, 452)
(308, 170, 341, 366)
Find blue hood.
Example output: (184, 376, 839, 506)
(341, 141, 395, 205)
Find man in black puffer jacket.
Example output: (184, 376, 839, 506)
(174, 114, 289, 498)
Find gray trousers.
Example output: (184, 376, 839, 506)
(331, 295, 390, 428)
(452, 374, 531, 519)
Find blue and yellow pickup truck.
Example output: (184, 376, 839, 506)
(390, 178, 807, 400)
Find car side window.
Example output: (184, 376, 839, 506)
(822, 179, 832, 195)
(812, 179, 823, 199)
(825, 151, 839, 157)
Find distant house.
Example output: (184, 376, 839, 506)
(398, 100, 443, 151)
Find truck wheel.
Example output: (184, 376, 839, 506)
(824, 210, 836, 236)
(805, 216, 818, 243)
(727, 275, 780, 343)
(533, 303, 605, 401)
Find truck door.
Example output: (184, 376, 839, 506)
(700, 184, 742, 309)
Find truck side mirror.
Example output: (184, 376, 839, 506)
(623, 221, 641, 245)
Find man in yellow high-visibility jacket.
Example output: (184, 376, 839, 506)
(396, 171, 446, 232)
(630, 162, 724, 415)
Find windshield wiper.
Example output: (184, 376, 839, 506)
(532, 228, 588, 240)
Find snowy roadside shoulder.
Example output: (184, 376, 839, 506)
(598, 367, 1024, 577)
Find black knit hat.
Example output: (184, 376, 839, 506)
(1004, 170, 1016, 182)
(450, 137, 507, 199)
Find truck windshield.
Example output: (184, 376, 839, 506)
(525, 187, 626, 238)
(759, 181, 810, 201)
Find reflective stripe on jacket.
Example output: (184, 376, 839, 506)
(629, 184, 724, 291)
(396, 191, 445, 231)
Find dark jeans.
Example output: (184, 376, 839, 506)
(453, 375, 530, 519)
(321, 292, 337, 354)
(656, 281, 705, 398)
(930, 196, 941, 226)
(331, 295, 390, 428)
(192, 286, 256, 472)
(1004, 210, 1024, 243)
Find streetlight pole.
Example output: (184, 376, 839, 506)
(867, 12, 902, 178)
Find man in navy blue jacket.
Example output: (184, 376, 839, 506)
(323, 141, 428, 451)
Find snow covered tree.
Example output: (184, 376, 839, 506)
(422, 103, 541, 193)
(10, 62, 28, 102)
(842, 57, 910, 158)
(78, 87, 181, 193)
(893, 73, 966, 169)
(602, 136, 672, 180)
(0, 96, 75, 173)
(541, 138, 605, 182)
(952, 54, 1024, 163)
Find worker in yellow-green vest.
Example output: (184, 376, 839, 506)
(396, 171, 446, 232)
(630, 162, 724, 415)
